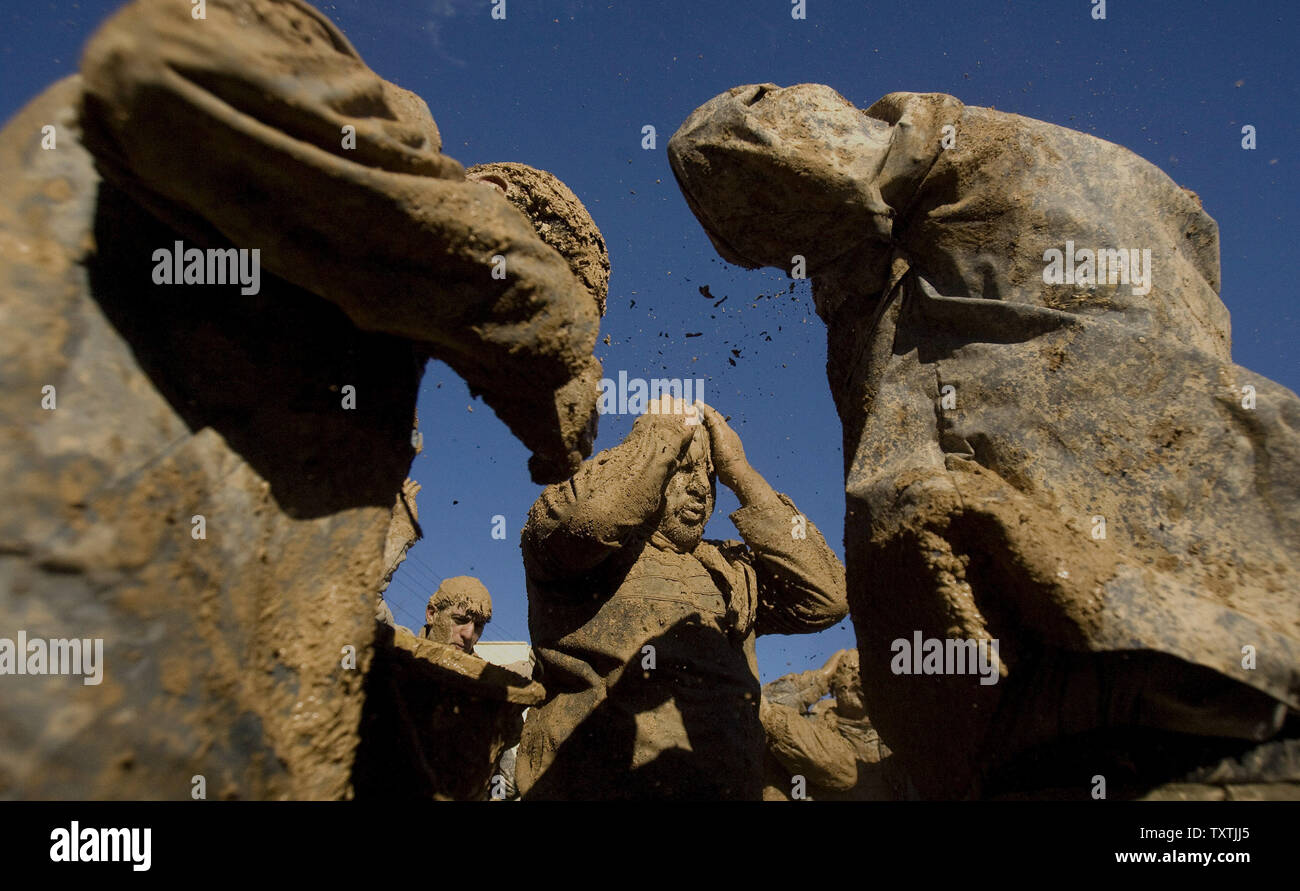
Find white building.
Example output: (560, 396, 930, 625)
(474, 640, 533, 670)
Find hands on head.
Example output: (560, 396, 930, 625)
(641, 395, 749, 492)
(696, 401, 748, 491)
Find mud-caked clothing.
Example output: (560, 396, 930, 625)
(762, 700, 894, 800)
(516, 418, 847, 799)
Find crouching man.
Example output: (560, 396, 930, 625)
(517, 397, 847, 799)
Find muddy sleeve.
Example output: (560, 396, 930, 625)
(763, 706, 859, 791)
(78, 0, 602, 482)
(726, 494, 848, 635)
(522, 414, 690, 579)
(762, 667, 832, 711)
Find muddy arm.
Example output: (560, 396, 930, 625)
(762, 665, 834, 712)
(523, 412, 696, 578)
(720, 493, 848, 636)
(762, 703, 859, 791)
(78, 0, 603, 482)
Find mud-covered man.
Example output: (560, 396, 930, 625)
(357, 573, 540, 800)
(421, 576, 493, 656)
(517, 396, 848, 799)
(761, 649, 903, 800)
(667, 83, 1300, 798)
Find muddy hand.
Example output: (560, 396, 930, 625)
(634, 394, 701, 459)
(698, 402, 748, 490)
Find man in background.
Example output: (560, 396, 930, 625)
(421, 576, 493, 656)
(761, 649, 904, 800)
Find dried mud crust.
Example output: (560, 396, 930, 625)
(468, 161, 610, 316)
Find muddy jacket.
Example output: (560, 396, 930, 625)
(517, 419, 847, 799)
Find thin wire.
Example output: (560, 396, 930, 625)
(388, 548, 531, 643)
(386, 573, 521, 644)
(398, 564, 528, 642)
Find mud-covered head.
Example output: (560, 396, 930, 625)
(467, 161, 611, 316)
(463, 161, 608, 481)
(655, 425, 716, 553)
(668, 83, 894, 271)
(425, 576, 492, 654)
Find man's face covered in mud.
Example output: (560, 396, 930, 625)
(427, 606, 484, 654)
(656, 427, 715, 553)
(667, 83, 895, 270)
(425, 577, 493, 655)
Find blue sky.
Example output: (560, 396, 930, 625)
(4, 0, 1295, 682)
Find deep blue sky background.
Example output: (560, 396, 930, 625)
(4, 0, 1295, 681)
